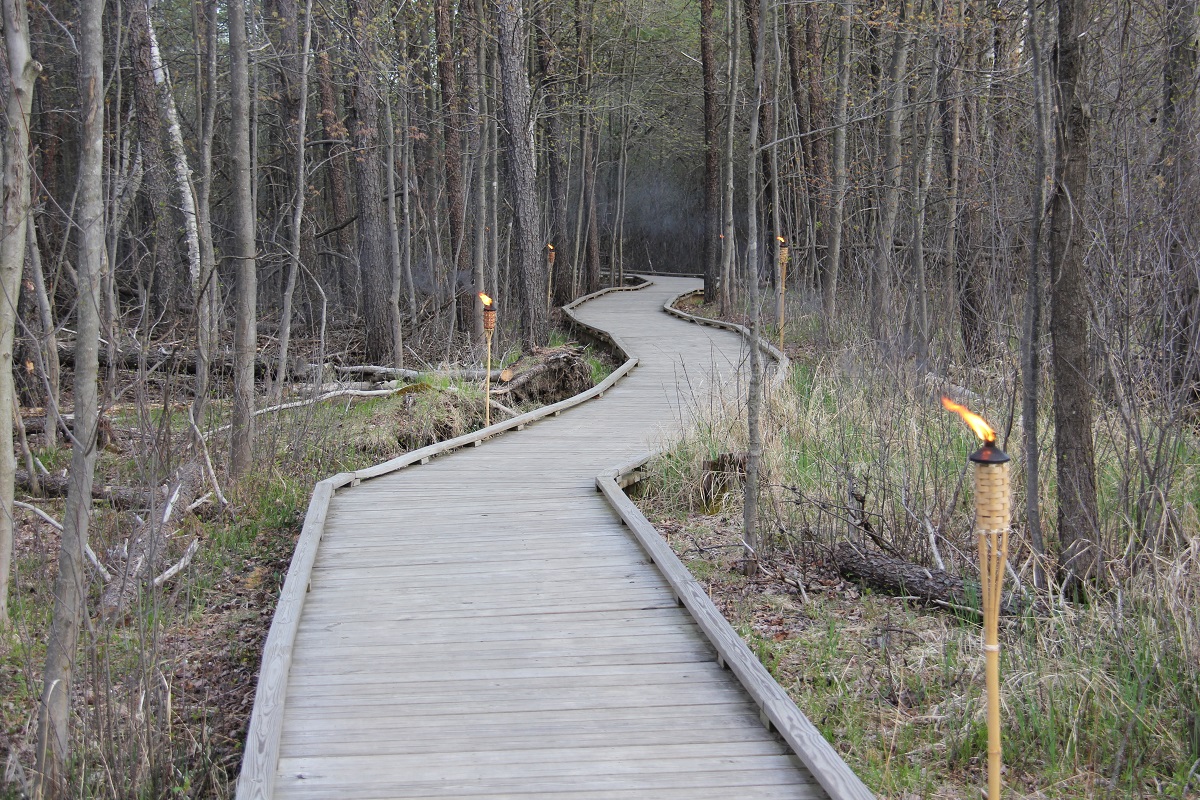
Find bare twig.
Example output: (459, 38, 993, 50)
(152, 538, 199, 587)
(14, 501, 111, 582)
(188, 414, 229, 508)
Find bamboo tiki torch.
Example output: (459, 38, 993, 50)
(943, 396, 1009, 799)
(545, 244, 556, 308)
(481, 293, 495, 427)
(777, 237, 788, 351)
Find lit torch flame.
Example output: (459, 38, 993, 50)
(479, 292, 493, 307)
(777, 236, 786, 244)
(941, 396, 996, 444)
(547, 244, 554, 251)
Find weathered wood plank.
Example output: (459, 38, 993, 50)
(239, 277, 865, 800)
(273, 758, 821, 799)
(235, 473, 354, 800)
(597, 470, 875, 800)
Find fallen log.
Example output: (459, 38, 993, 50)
(100, 460, 206, 620)
(20, 415, 116, 448)
(489, 350, 591, 404)
(833, 542, 1021, 616)
(56, 341, 301, 379)
(334, 364, 513, 382)
(16, 470, 152, 510)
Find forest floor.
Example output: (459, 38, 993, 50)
(636, 292, 1200, 799)
(0, 328, 616, 798)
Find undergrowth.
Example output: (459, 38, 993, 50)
(639, 295, 1200, 799)
(1, 329, 607, 798)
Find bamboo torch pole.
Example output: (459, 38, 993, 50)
(777, 238, 788, 351)
(943, 396, 1009, 799)
(481, 293, 495, 427)
(972, 441, 1009, 800)
(545, 244, 556, 308)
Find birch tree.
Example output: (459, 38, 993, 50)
(0, 0, 39, 626)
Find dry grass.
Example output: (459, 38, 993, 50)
(638, 296, 1200, 799)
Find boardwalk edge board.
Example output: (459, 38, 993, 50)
(663, 288, 792, 382)
(595, 466, 874, 800)
(236, 280, 652, 800)
(594, 297, 874, 800)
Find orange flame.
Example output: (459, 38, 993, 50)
(777, 236, 786, 243)
(479, 292, 493, 307)
(941, 396, 996, 444)
(547, 244, 554, 250)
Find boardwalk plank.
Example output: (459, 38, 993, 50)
(239, 277, 865, 800)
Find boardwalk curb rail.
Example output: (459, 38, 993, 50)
(237, 275, 874, 800)
(590, 288, 873, 800)
(596, 459, 874, 800)
(237, 280, 650, 800)
(663, 287, 791, 380)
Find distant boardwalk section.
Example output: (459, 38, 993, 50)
(237, 276, 874, 800)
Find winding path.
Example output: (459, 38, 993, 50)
(237, 277, 872, 800)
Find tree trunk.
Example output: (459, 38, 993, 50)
(1162, 0, 1199, 409)
(833, 543, 1020, 615)
(743, 0, 775, 244)
(127, 1, 174, 320)
(26, 217, 59, 449)
(701, 0, 721, 303)
(823, 0, 852, 329)
(939, 0, 963, 326)
(385, 90, 406, 369)
(495, 0, 547, 346)
(275, 0, 315, 398)
(349, 0, 394, 364)
(32, 0, 97, 789)
(230, 0, 258, 478)
(872, 5, 912, 337)
(468, 0, 489, 332)
(1049, 0, 1099, 597)
(804, 4, 831, 297)
(317, 47, 356, 306)
(743, 0, 768, 575)
(538, 5, 573, 307)
(719, 0, 741, 315)
(193, 0, 220, 425)
(1022, 0, 1049, 589)
(0, 0, 39, 629)
(576, 0, 601, 294)
(435, 0, 469, 288)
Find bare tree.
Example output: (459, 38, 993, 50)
(32, 0, 100, 790)
(1048, 0, 1100, 596)
(700, 0, 720, 303)
(0, 0, 39, 626)
(349, 0, 394, 364)
(495, 0, 547, 345)
(871, 2, 912, 335)
(1161, 0, 1199, 409)
(274, 0, 315, 397)
(742, 0, 768, 575)
(1022, 0, 1050, 589)
(824, 0, 852, 329)
(230, 0, 258, 477)
(436, 0, 469, 290)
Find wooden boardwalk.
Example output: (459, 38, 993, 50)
(238, 277, 873, 800)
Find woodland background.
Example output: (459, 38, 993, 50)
(0, 0, 1197, 794)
